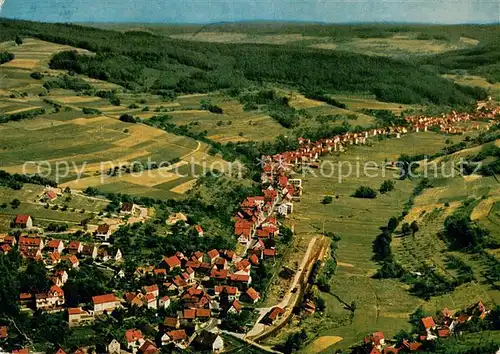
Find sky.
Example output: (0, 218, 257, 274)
(0, 0, 499, 24)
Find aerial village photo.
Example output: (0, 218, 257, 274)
(0, 0, 499, 353)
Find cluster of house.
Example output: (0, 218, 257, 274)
(63, 248, 265, 352)
(0, 216, 122, 314)
(2, 220, 122, 265)
(268, 103, 500, 181)
(405, 104, 500, 135)
(20, 327, 226, 354)
(358, 301, 490, 353)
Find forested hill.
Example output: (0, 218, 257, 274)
(0, 18, 491, 106)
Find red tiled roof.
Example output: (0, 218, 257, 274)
(207, 249, 219, 259)
(162, 255, 181, 268)
(15, 214, 31, 224)
(263, 249, 276, 257)
(66, 255, 79, 265)
(246, 287, 260, 301)
(125, 328, 144, 343)
(231, 300, 242, 312)
(421, 316, 435, 329)
(50, 285, 64, 297)
(96, 224, 110, 234)
(183, 309, 196, 319)
(236, 259, 251, 270)
(92, 294, 119, 305)
(215, 285, 238, 295)
(268, 307, 285, 320)
(249, 254, 260, 265)
(68, 241, 81, 249)
(437, 328, 450, 338)
(143, 284, 159, 293)
(185, 260, 200, 268)
(19, 237, 41, 246)
(210, 269, 228, 279)
(12, 349, 29, 354)
(153, 265, 168, 274)
(194, 225, 203, 233)
(164, 317, 179, 327)
(121, 202, 134, 212)
(230, 274, 250, 282)
(167, 329, 187, 341)
(46, 239, 62, 248)
(46, 191, 57, 200)
(19, 293, 32, 300)
(0, 326, 7, 339)
(215, 257, 227, 265)
(196, 308, 211, 318)
(139, 339, 158, 354)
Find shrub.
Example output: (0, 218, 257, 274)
(82, 107, 101, 115)
(322, 196, 333, 204)
(119, 114, 137, 123)
(30, 72, 43, 80)
(379, 180, 395, 194)
(353, 186, 377, 199)
(128, 103, 139, 109)
(109, 96, 121, 106)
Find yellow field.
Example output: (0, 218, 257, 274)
(2, 58, 41, 70)
(51, 96, 102, 104)
(459, 36, 480, 46)
(311, 34, 479, 57)
(305, 336, 343, 354)
(4, 106, 42, 114)
(112, 125, 165, 147)
(471, 195, 500, 221)
(331, 95, 415, 113)
(119, 170, 180, 187)
(310, 43, 338, 50)
(70, 116, 111, 126)
(170, 31, 249, 43)
(288, 93, 325, 109)
(169, 179, 197, 194)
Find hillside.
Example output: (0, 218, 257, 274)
(0, 18, 491, 106)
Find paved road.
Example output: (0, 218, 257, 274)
(245, 236, 318, 338)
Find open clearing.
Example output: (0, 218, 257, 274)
(443, 74, 500, 101)
(305, 336, 343, 354)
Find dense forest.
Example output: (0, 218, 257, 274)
(0, 19, 494, 106)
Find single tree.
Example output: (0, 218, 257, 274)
(15, 35, 23, 45)
(10, 198, 21, 209)
(387, 216, 399, 233)
(410, 221, 419, 237)
(402, 222, 411, 235)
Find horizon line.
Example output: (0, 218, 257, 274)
(1, 16, 499, 27)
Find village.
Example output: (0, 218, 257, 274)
(355, 301, 491, 354)
(0, 101, 499, 354)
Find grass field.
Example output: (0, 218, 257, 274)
(0, 183, 110, 232)
(442, 74, 500, 101)
(166, 32, 478, 58)
(261, 132, 492, 352)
